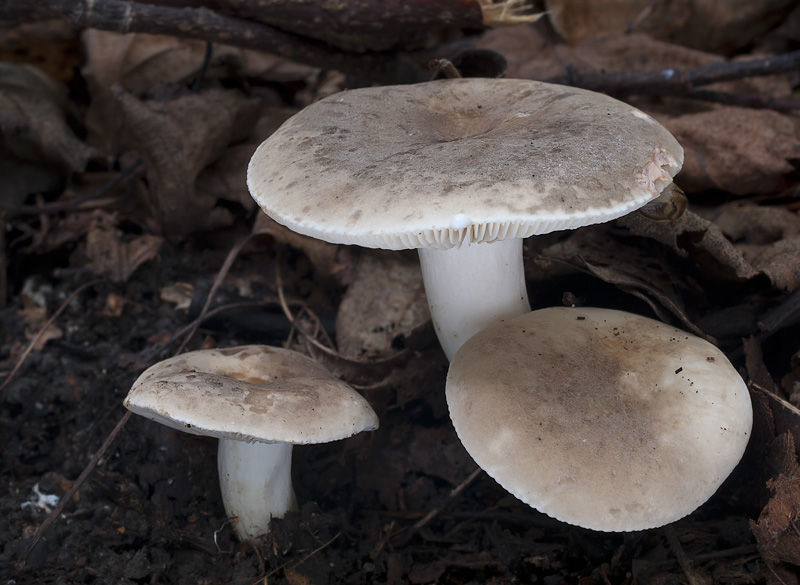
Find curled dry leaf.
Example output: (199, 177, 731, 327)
(751, 433, 800, 571)
(110, 86, 260, 235)
(159, 282, 195, 311)
(533, 226, 705, 336)
(620, 208, 800, 292)
(711, 203, 800, 245)
(0, 63, 97, 208)
(662, 107, 800, 195)
(706, 204, 800, 291)
(252, 213, 355, 285)
(25, 323, 63, 351)
(0, 62, 95, 173)
(80, 211, 163, 283)
(670, 0, 798, 54)
(618, 210, 759, 281)
(195, 107, 298, 213)
(751, 237, 800, 292)
(336, 250, 430, 357)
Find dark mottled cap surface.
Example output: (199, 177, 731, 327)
(124, 346, 378, 444)
(446, 307, 751, 531)
(247, 78, 683, 250)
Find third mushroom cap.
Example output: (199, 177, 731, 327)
(446, 307, 753, 532)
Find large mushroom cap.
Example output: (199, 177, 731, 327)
(124, 346, 378, 444)
(446, 307, 752, 532)
(247, 78, 683, 250)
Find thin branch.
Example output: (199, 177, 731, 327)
(0, 279, 103, 395)
(12, 157, 144, 217)
(175, 233, 254, 355)
(412, 467, 483, 531)
(664, 525, 709, 585)
(14, 0, 420, 82)
(18, 410, 133, 567)
(274, 260, 408, 365)
(685, 89, 800, 111)
(551, 51, 800, 96)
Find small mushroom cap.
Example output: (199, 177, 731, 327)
(446, 307, 752, 532)
(247, 78, 683, 250)
(124, 346, 378, 444)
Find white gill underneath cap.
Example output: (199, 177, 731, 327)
(247, 78, 683, 250)
(124, 345, 378, 444)
(446, 307, 752, 532)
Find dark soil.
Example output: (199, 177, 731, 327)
(0, 237, 778, 585)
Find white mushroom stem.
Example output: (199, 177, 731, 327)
(217, 439, 298, 543)
(418, 238, 531, 360)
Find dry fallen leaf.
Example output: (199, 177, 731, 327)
(195, 106, 297, 213)
(545, 0, 796, 53)
(80, 210, 164, 282)
(711, 203, 800, 245)
(25, 323, 63, 351)
(252, 213, 356, 285)
(533, 225, 706, 336)
(545, 0, 690, 46)
(477, 29, 720, 82)
(751, 433, 800, 578)
(751, 237, 800, 292)
(109, 85, 260, 234)
(159, 282, 195, 311)
(82, 30, 318, 95)
(662, 107, 800, 195)
(0, 62, 97, 209)
(336, 250, 430, 357)
(618, 210, 760, 281)
(669, 0, 798, 54)
(0, 62, 96, 173)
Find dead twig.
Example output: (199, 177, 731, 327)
(252, 531, 341, 584)
(4, 0, 423, 83)
(552, 50, 800, 97)
(664, 524, 709, 585)
(412, 467, 483, 531)
(275, 260, 408, 365)
(684, 89, 800, 111)
(0, 279, 103, 395)
(12, 157, 144, 217)
(17, 409, 133, 568)
(175, 233, 254, 355)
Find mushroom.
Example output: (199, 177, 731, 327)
(123, 345, 378, 543)
(446, 307, 752, 532)
(247, 78, 683, 359)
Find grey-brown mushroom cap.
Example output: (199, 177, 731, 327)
(446, 307, 752, 532)
(247, 78, 683, 250)
(124, 346, 379, 444)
